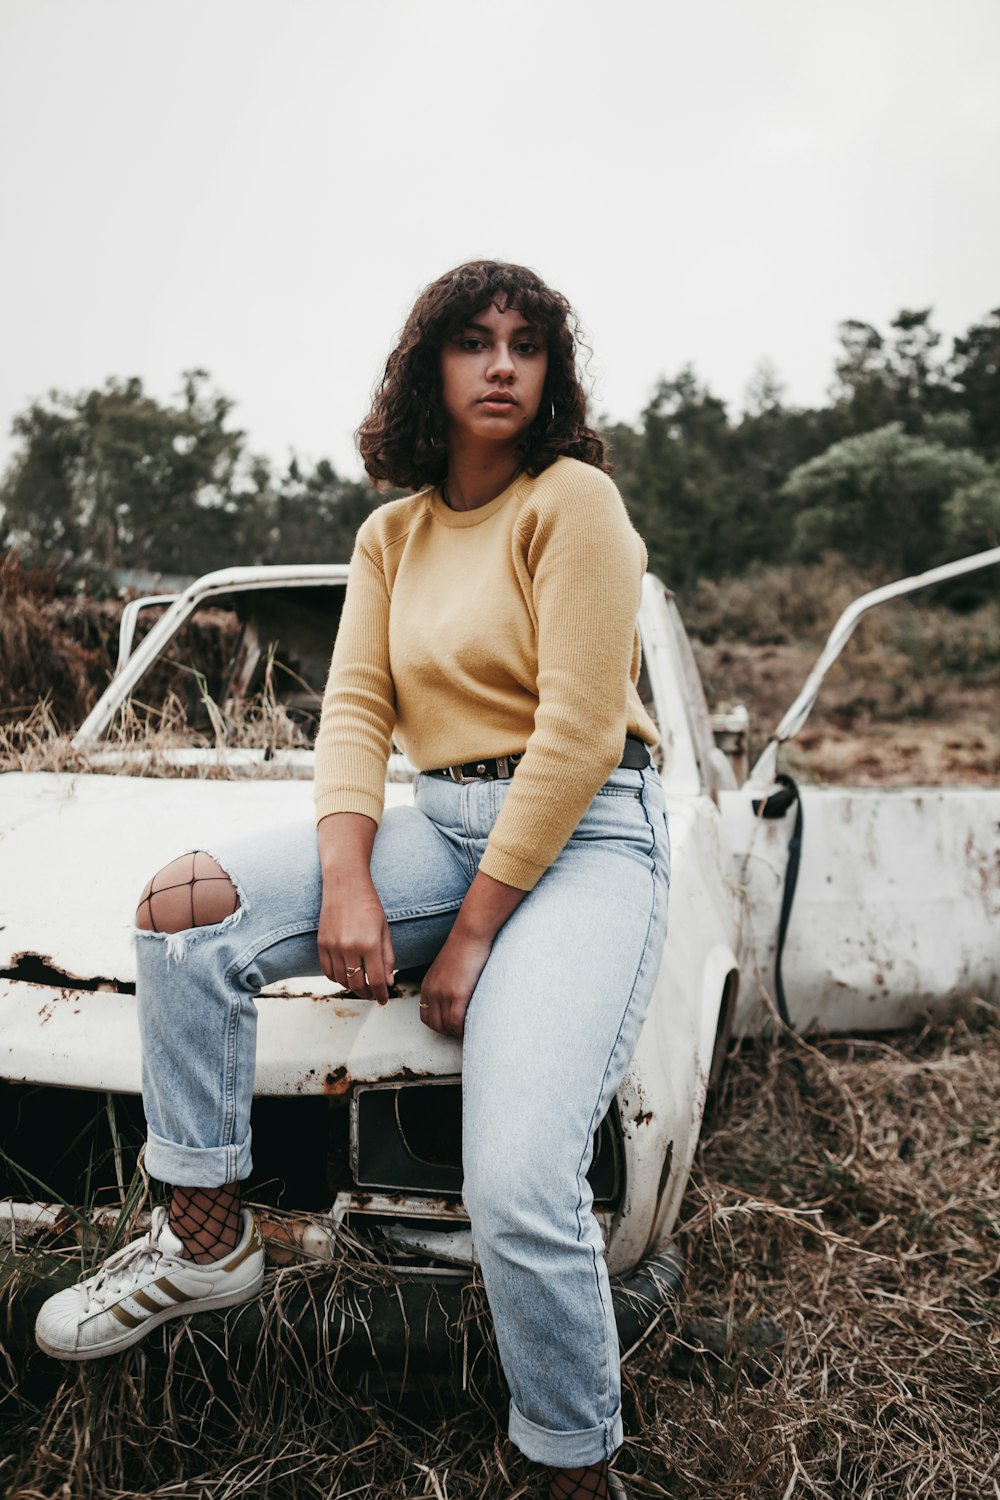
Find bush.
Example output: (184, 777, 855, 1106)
(0, 552, 105, 729)
(682, 558, 875, 646)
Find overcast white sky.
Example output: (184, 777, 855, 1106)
(1, 0, 997, 482)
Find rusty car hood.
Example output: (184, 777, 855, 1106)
(0, 771, 414, 982)
(0, 771, 475, 1095)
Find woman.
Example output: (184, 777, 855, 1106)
(35, 261, 670, 1500)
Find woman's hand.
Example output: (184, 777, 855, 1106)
(419, 929, 494, 1039)
(318, 878, 395, 1004)
(316, 812, 395, 1004)
(419, 869, 527, 1038)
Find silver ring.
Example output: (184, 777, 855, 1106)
(419, 1001, 429, 1009)
(346, 966, 362, 977)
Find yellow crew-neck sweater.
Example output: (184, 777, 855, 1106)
(313, 455, 658, 891)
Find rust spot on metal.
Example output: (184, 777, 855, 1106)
(655, 1139, 674, 1208)
(634, 1110, 654, 1127)
(1, 954, 135, 994)
(323, 1066, 350, 1095)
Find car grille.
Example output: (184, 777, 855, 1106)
(351, 1077, 623, 1207)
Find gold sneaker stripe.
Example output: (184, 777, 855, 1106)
(225, 1221, 262, 1273)
(154, 1275, 187, 1302)
(133, 1289, 161, 1313)
(110, 1302, 143, 1329)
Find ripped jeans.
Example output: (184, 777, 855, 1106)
(134, 764, 670, 1467)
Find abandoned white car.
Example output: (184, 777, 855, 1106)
(2, 549, 998, 1365)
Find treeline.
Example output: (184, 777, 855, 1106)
(0, 371, 376, 583)
(607, 308, 1000, 593)
(2, 308, 998, 595)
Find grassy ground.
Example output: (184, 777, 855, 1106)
(3, 1003, 998, 1499)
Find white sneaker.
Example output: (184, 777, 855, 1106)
(35, 1206, 265, 1361)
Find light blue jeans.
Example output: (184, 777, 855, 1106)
(135, 763, 670, 1467)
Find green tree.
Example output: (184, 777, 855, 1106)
(949, 308, 1000, 454)
(943, 475, 1000, 554)
(263, 457, 378, 562)
(1, 372, 253, 574)
(783, 422, 993, 574)
(608, 367, 738, 586)
(1, 397, 88, 565)
(830, 309, 948, 435)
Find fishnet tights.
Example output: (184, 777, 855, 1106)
(549, 1462, 622, 1500)
(169, 1183, 242, 1264)
(136, 851, 239, 933)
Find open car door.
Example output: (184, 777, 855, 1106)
(718, 548, 1000, 1035)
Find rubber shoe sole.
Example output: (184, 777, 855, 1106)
(35, 1210, 265, 1361)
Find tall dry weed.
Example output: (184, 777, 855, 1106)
(0, 661, 312, 778)
(684, 557, 1000, 672)
(0, 553, 99, 726)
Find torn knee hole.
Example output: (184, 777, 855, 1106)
(135, 851, 240, 933)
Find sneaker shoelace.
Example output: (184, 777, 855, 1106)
(83, 1209, 171, 1314)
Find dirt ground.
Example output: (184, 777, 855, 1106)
(694, 640, 1000, 786)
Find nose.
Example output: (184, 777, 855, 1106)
(487, 341, 515, 382)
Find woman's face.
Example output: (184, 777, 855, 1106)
(439, 301, 549, 451)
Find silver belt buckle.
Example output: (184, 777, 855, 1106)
(448, 764, 482, 784)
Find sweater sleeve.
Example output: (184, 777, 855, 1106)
(477, 468, 646, 890)
(313, 526, 397, 827)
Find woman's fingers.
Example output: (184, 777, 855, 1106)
(419, 987, 466, 1039)
(318, 900, 396, 1004)
(421, 993, 450, 1036)
(335, 948, 394, 1003)
(382, 928, 397, 994)
(317, 878, 395, 1003)
(419, 932, 491, 1038)
(342, 957, 367, 994)
(360, 952, 392, 1005)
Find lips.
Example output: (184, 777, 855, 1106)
(479, 392, 516, 405)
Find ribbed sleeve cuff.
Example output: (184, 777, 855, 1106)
(478, 842, 545, 892)
(314, 790, 385, 828)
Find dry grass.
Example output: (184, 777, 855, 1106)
(0, 553, 104, 729)
(659, 1004, 1000, 1498)
(0, 663, 312, 779)
(2, 1005, 998, 1498)
(695, 633, 1000, 786)
(687, 557, 1000, 784)
(683, 558, 1000, 667)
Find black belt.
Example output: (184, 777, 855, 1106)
(429, 734, 651, 784)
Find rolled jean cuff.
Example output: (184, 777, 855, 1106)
(507, 1401, 623, 1466)
(144, 1127, 253, 1187)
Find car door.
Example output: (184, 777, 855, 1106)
(716, 548, 1000, 1035)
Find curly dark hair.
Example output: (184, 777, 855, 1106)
(357, 260, 611, 490)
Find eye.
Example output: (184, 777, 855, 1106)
(514, 340, 543, 356)
(458, 336, 486, 352)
